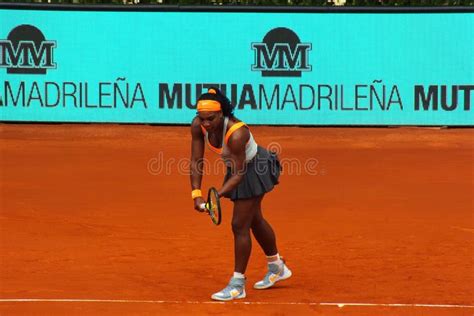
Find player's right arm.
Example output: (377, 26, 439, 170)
(190, 117, 206, 212)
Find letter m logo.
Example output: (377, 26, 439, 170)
(252, 43, 312, 77)
(0, 40, 56, 74)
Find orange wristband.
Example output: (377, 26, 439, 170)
(191, 189, 202, 199)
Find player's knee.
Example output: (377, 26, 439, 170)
(231, 219, 249, 235)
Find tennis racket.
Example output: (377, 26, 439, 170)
(199, 187, 222, 225)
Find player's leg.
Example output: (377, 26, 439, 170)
(251, 195, 292, 290)
(232, 196, 260, 273)
(250, 194, 278, 256)
(211, 196, 259, 301)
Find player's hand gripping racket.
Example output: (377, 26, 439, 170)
(199, 187, 222, 225)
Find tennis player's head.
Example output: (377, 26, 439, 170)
(197, 87, 234, 132)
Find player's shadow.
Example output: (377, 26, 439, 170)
(253, 285, 291, 291)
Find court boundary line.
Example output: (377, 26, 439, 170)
(0, 299, 473, 309)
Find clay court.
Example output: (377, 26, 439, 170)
(0, 124, 473, 315)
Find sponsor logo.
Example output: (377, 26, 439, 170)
(252, 27, 311, 77)
(0, 24, 56, 75)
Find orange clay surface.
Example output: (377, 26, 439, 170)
(0, 124, 473, 316)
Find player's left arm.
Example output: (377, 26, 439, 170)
(217, 127, 249, 197)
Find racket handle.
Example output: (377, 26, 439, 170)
(199, 203, 207, 210)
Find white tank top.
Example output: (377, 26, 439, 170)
(203, 117, 258, 162)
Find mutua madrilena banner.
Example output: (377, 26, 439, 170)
(0, 7, 473, 125)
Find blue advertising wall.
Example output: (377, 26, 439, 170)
(0, 6, 473, 125)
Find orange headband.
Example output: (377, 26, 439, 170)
(197, 100, 221, 112)
(197, 89, 221, 112)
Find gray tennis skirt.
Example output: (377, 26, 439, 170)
(223, 146, 281, 201)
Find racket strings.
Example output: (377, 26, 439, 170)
(207, 188, 222, 225)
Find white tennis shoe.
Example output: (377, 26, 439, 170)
(211, 277, 246, 301)
(254, 259, 292, 290)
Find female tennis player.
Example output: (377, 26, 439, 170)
(190, 87, 292, 301)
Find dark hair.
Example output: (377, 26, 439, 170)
(197, 87, 235, 118)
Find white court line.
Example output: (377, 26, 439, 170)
(0, 299, 473, 309)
